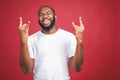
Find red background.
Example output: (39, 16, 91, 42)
(0, 0, 120, 80)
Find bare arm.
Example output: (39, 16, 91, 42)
(18, 17, 34, 74)
(70, 17, 85, 72)
(70, 41, 84, 72)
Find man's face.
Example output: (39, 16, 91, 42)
(38, 7, 55, 31)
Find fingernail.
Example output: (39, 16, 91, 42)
(28, 21, 30, 23)
(72, 22, 74, 24)
(80, 17, 82, 19)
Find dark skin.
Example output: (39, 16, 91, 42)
(18, 6, 85, 74)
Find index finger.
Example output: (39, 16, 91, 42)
(19, 17, 22, 27)
(72, 22, 78, 31)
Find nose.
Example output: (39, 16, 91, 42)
(43, 13, 48, 18)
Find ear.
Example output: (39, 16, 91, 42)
(55, 15, 57, 20)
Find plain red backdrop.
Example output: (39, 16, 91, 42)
(0, 0, 120, 80)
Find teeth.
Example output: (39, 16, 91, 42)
(44, 20, 50, 24)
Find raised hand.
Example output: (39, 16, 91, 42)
(18, 17, 30, 41)
(72, 17, 85, 43)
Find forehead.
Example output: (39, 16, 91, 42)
(39, 7, 53, 13)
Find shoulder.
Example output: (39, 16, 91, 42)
(59, 28, 75, 38)
(29, 31, 41, 38)
(59, 29, 75, 36)
(28, 31, 41, 42)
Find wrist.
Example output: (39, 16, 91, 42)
(20, 38, 28, 45)
(77, 39, 83, 44)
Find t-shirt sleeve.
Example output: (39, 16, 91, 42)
(67, 33, 77, 58)
(28, 36, 35, 59)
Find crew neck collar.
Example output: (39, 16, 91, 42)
(40, 28, 60, 36)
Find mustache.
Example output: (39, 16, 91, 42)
(41, 18, 51, 22)
(38, 16, 55, 31)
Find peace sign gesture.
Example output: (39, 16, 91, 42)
(18, 17, 30, 41)
(72, 17, 85, 43)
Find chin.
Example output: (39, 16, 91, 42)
(44, 24, 51, 27)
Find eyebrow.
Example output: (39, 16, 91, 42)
(40, 11, 52, 14)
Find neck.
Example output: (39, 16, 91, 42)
(41, 26, 58, 34)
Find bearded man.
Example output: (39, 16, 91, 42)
(18, 5, 85, 80)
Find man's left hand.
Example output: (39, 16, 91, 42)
(72, 17, 85, 43)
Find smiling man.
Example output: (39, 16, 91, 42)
(38, 6, 56, 31)
(18, 5, 85, 80)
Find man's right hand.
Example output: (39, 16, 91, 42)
(18, 17, 30, 42)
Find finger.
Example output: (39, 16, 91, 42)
(72, 22, 78, 28)
(22, 24, 27, 29)
(72, 22, 75, 27)
(72, 22, 78, 30)
(19, 17, 22, 27)
(72, 22, 77, 30)
(27, 21, 30, 27)
(79, 17, 84, 27)
(25, 21, 30, 29)
(28, 21, 30, 24)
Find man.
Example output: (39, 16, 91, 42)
(18, 5, 85, 80)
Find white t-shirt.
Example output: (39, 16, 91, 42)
(28, 28, 77, 80)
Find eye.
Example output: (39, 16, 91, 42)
(46, 11, 53, 15)
(39, 13, 44, 17)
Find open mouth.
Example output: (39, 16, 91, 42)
(43, 19, 50, 25)
(41, 19, 51, 26)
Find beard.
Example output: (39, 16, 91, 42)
(38, 17, 55, 31)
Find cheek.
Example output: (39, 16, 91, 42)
(38, 17, 43, 22)
(50, 15, 54, 19)
(49, 14, 53, 17)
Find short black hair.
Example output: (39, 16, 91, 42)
(38, 5, 55, 16)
